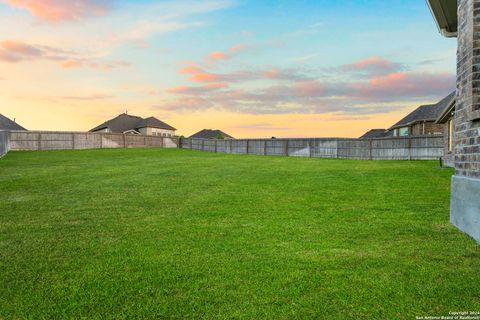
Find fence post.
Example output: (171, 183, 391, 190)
(37, 132, 41, 151)
(408, 137, 412, 160)
(264, 140, 267, 155)
(123, 134, 126, 148)
(246, 140, 250, 154)
(309, 140, 313, 158)
(100, 133, 103, 149)
(284, 140, 289, 156)
(229, 139, 233, 154)
(144, 135, 147, 148)
(202, 139, 205, 152)
(214, 139, 217, 153)
(369, 139, 373, 160)
(72, 133, 75, 150)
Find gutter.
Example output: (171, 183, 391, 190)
(426, 0, 458, 38)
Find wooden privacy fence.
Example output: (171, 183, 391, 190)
(0, 131, 9, 157)
(7, 130, 179, 151)
(180, 136, 445, 160)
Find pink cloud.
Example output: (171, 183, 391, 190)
(229, 43, 248, 54)
(209, 51, 228, 60)
(61, 58, 130, 71)
(179, 65, 220, 82)
(0, 40, 43, 62)
(61, 59, 82, 69)
(204, 44, 248, 62)
(341, 56, 403, 75)
(166, 82, 228, 94)
(355, 72, 455, 99)
(1, 0, 111, 22)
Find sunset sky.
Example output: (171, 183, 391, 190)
(0, 0, 456, 138)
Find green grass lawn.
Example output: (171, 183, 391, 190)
(0, 148, 478, 319)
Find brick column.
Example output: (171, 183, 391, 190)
(451, 0, 480, 242)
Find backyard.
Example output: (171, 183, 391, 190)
(0, 148, 478, 319)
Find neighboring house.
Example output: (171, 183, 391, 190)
(359, 129, 392, 139)
(389, 91, 455, 137)
(435, 94, 456, 167)
(190, 129, 234, 139)
(90, 113, 176, 137)
(0, 114, 27, 131)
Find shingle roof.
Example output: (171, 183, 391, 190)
(190, 129, 234, 139)
(0, 114, 27, 131)
(90, 113, 176, 133)
(389, 91, 455, 130)
(359, 129, 392, 139)
(135, 117, 176, 130)
(436, 94, 456, 124)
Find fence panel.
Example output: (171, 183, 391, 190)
(231, 140, 247, 154)
(0, 131, 9, 157)
(288, 139, 311, 157)
(312, 139, 338, 158)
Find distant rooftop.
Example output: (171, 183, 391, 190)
(359, 129, 392, 139)
(190, 129, 234, 139)
(389, 91, 455, 130)
(90, 113, 176, 134)
(0, 114, 27, 131)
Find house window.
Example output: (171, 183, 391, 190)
(399, 127, 409, 136)
(448, 119, 453, 152)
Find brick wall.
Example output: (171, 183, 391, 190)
(411, 122, 445, 136)
(442, 119, 454, 167)
(455, 0, 480, 178)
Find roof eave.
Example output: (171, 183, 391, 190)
(136, 125, 176, 131)
(426, 0, 458, 38)
(436, 98, 456, 123)
(389, 119, 436, 131)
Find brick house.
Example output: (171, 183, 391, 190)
(428, 0, 480, 243)
(388, 91, 455, 137)
(90, 113, 176, 137)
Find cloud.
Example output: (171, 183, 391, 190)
(0, 40, 67, 62)
(159, 69, 454, 115)
(340, 56, 404, 75)
(0, 0, 112, 22)
(61, 58, 130, 71)
(177, 64, 311, 84)
(205, 44, 248, 62)
(55, 93, 113, 100)
(209, 51, 229, 60)
(166, 83, 228, 94)
(0, 39, 130, 71)
(354, 72, 455, 100)
(179, 66, 221, 82)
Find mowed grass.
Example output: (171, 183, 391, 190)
(0, 148, 479, 319)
